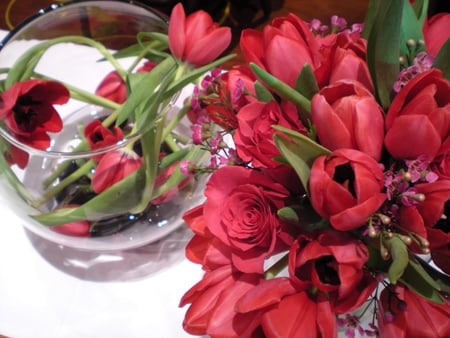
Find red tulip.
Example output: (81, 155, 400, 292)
(423, 13, 450, 57)
(317, 32, 373, 90)
(311, 80, 384, 161)
(91, 150, 142, 193)
(95, 61, 157, 104)
(384, 69, 450, 160)
(84, 120, 123, 153)
(289, 230, 377, 314)
(168, 3, 231, 67)
(180, 265, 263, 337)
(378, 285, 450, 338)
(236, 277, 337, 338)
(0, 79, 69, 168)
(52, 220, 90, 237)
(309, 148, 386, 231)
(240, 13, 322, 88)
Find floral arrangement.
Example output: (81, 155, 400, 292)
(179, 0, 450, 337)
(0, 2, 233, 237)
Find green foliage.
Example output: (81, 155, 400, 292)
(434, 39, 450, 81)
(273, 125, 330, 195)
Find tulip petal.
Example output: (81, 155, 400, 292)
(168, 3, 186, 59)
(384, 115, 441, 159)
(187, 26, 232, 66)
(266, 35, 313, 87)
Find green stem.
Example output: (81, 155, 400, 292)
(36, 159, 95, 207)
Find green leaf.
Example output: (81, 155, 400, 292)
(273, 126, 330, 194)
(254, 80, 274, 102)
(399, 255, 445, 304)
(400, 2, 425, 57)
(383, 235, 409, 284)
(33, 168, 147, 225)
(295, 63, 319, 100)
(416, 256, 450, 295)
(249, 63, 311, 115)
(362, 0, 382, 40)
(366, 0, 404, 109)
(434, 39, 450, 81)
(116, 56, 177, 126)
(411, 0, 429, 26)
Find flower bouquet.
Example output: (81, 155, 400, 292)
(0, 0, 233, 250)
(179, 0, 450, 336)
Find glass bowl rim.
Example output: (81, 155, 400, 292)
(0, 0, 172, 159)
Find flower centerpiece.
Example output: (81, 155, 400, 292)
(0, 0, 233, 249)
(179, 0, 450, 336)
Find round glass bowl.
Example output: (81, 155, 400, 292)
(0, 0, 205, 251)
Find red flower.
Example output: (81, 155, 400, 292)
(201, 66, 257, 131)
(150, 162, 191, 205)
(423, 13, 450, 57)
(91, 150, 142, 193)
(236, 278, 337, 338)
(95, 61, 157, 104)
(234, 100, 307, 168)
(203, 166, 291, 274)
(95, 71, 127, 104)
(431, 139, 450, 180)
(52, 220, 90, 237)
(378, 285, 450, 338)
(180, 265, 263, 337)
(384, 69, 450, 160)
(183, 204, 237, 270)
(317, 31, 373, 90)
(168, 3, 231, 67)
(0, 79, 69, 167)
(289, 230, 377, 313)
(311, 80, 385, 161)
(309, 148, 386, 231)
(84, 119, 123, 153)
(240, 13, 322, 88)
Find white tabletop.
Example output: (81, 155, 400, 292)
(0, 29, 204, 338)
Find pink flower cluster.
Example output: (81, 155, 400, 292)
(180, 5, 450, 338)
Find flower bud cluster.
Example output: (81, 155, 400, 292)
(394, 51, 434, 92)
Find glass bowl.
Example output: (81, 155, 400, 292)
(0, 0, 205, 251)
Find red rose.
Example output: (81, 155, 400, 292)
(312, 80, 385, 161)
(289, 230, 377, 313)
(384, 69, 450, 160)
(91, 150, 142, 193)
(378, 285, 450, 338)
(240, 13, 322, 88)
(234, 100, 307, 168)
(309, 148, 386, 231)
(180, 265, 263, 337)
(203, 166, 290, 273)
(168, 3, 231, 67)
